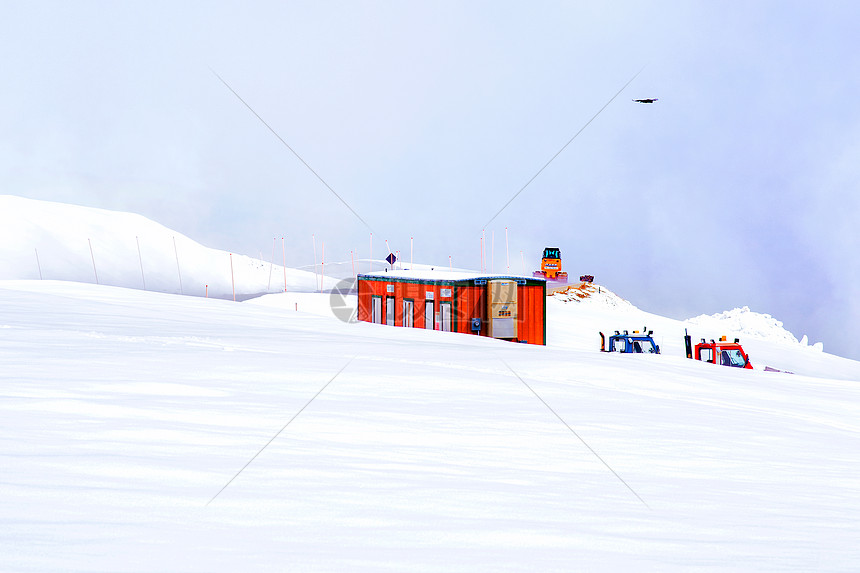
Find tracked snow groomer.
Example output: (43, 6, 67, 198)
(684, 330, 753, 369)
(533, 247, 568, 284)
(600, 329, 661, 354)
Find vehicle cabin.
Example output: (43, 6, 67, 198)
(600, 329, 661, 354)
(685, 333, 753, 369)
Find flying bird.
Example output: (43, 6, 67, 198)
(632, 98, 658, 103)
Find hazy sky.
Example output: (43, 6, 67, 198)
(3, 1, 859, 359)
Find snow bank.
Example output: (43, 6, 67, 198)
(685, 305, 821, 350)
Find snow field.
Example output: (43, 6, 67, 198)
(2, 280, 860, 571)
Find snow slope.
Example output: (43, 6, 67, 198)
(1, 197, 859, 571)
(0, 195, 340, 298)
(2, 280, 860, 572)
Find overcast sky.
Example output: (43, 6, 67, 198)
(3, 1, 859, 359)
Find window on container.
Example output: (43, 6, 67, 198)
(425, 300, 434, 330)
(402, 299, 414, 328)
(386, 296, 395, 326)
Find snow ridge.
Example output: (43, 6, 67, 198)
(686, 305, 821, 350)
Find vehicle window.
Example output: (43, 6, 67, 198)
(721, 349, 747, 368)
(611, 338, 626, 352)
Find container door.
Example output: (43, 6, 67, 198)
(402, 300, 413, 327)
(371, 297, 382, 324)
(440, 302, 452, 332)
(386, 296, 395, 326)
(424, 300, 434, 330)
(487, 280, 517, 338)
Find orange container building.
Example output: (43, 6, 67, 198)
(356, 270, 547, 345)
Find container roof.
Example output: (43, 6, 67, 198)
(358, 268, 545, 282)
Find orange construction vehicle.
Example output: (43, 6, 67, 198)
(684, 330, 753, 369)
(533, 247, 568, 283)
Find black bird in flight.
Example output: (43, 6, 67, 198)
(632, 98, 658, 104)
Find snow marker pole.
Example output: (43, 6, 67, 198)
(506, 227, 511, 272)
(173, 236, 183, 294)
(229, 253, 235, 302)
(136, 236, 146, 290)
(88, 238, 99, 285)
(34, 248, 43, 280)
(321, 241, 325, 293)
(267, 237, 275, 291)
(312, 234, 319, 290)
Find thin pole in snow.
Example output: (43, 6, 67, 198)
(136, 236, 146, 290)
(88, 238, 99, 285)
(491, 230, 495, 273)
(173, 236, 183, 294)
(321, 242, 325, 293)
(282, 237, 287, 292)
(385, 239, 391, 254)
(229, 253, 236, 302)
(205, 284, 208, 298)
(505, 227, 510, 272)
(267, 237, 275, 291)
(34, 248, 43, 280)
(449, 255, 452, 270)
(312, 234, 319, 289)
(482, 229, 486, 273)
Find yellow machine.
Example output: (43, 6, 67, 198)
(533, 247, 568, 283)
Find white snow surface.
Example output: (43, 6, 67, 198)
(0, 195, 341, 297)
(1, 197, 860, 571)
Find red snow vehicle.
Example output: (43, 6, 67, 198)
(684, 331, 753, 369)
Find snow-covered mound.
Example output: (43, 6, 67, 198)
(550, 282, 636, 310)
(0, 195, 336, 297)
(686, 305, 822, 350)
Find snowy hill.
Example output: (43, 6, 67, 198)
(2, 197, 860, 571)
(0, 195, 340, 298)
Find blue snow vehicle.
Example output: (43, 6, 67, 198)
(599, 329, 660, 354)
